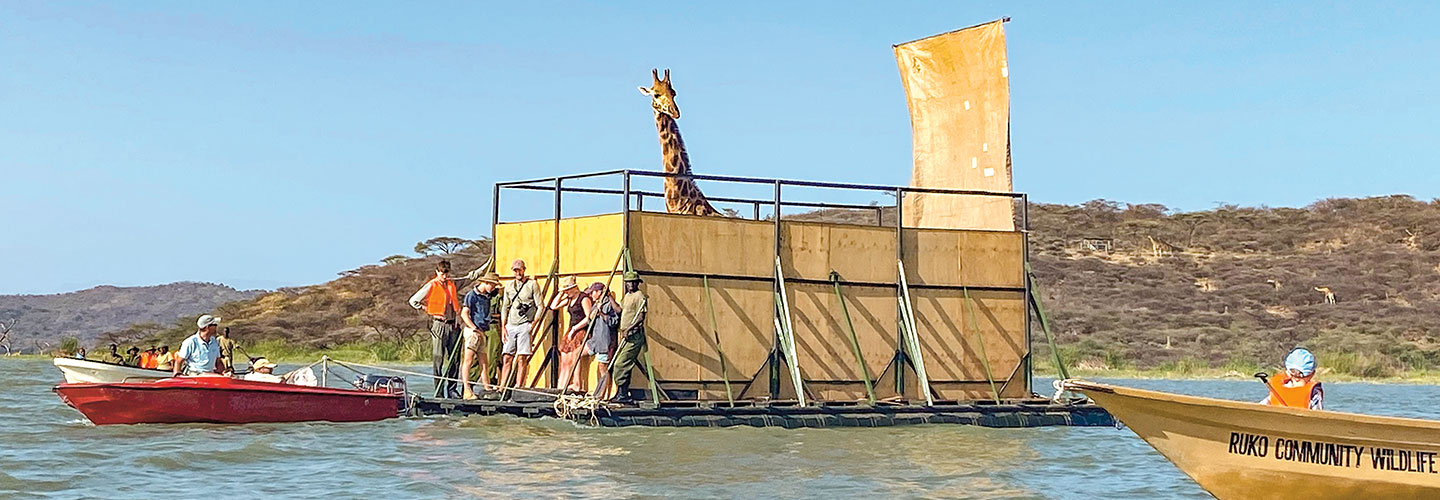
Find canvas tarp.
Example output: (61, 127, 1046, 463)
(895, 19, 1014, 231)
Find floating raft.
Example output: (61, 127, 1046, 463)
(414, 396, 1113, 428)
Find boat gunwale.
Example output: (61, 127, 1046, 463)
(1064, 379, 1440, 430)
(54, 379, 404, 399)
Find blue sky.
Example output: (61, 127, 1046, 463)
(3, 2, 1437, 294)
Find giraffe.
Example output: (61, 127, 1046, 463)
(638, 69, 722, 216)
(1314, 286, 1336, 304)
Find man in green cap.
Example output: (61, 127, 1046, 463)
(608, 270, 648, 404)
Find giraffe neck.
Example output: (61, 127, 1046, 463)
(654, 112, 692, 175)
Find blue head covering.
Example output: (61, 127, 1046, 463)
(1284, 348, 1316, 377)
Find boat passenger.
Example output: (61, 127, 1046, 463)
(242, 358, 284, 383)
(123, 346, 142, 367)
(155, 345, 174, 371)
(103, 343, 125, 364)
(586, 283, 621, 399)
(174, 315, 224, 376)
(408, 259, 490, 398)
(608, 271, 648, 404)
(499, 259, 539, 392)
(1261, 347, 1323, 410)
(459, 271, 502, 400)
(74, 348, 86, 359)
(139, 346, 158, 369)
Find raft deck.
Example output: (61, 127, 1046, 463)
(414, 396, 1113, 428)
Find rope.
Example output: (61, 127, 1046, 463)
(325, 356, 560, 401)
(553, 393, 602, 426)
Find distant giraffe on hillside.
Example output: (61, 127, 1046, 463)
(1314, 286, 1337, 304)
(1147, 236, 1177, 257)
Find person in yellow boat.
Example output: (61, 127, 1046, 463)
(1261, 347, 1323, 410)
(155, 345, 174, 371)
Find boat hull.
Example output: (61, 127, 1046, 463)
(1064, 380, 1440, 500)
(53, 357, 170, 384)
(55, 377, 402, 425)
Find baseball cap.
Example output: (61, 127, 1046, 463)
(197, 315, 222, 328)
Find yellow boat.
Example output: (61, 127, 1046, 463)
(1062, 379, 1440, 499)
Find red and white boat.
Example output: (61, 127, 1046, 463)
(55, 376, 404, 425)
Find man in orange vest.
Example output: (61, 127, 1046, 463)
(1261, 347, 1324, 410)
(409, 259, 488, 398)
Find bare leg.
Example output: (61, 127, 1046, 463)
(558, 348, 577, 392)
(476, 348, 491, 391)
(514, 354, 531, 388)
(460, 344, 477, 399)
(592, 361, 610, 399)
(499, 353, 514, 391)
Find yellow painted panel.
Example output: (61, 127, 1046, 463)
(558, 214, 624, 275)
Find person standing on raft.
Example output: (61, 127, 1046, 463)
(459, 271, 502, 400)
(1261, 347, 1323, 410)
(409, 259, 489, 399)
(608, 271, 648, 404)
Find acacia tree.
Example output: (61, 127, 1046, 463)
(382, 254, 408, 266)
(414, 237, 473, 256)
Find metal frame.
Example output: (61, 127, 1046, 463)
(491, 169, 1033, 399)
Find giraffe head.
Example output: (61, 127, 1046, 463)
(637, 68, 680, 119)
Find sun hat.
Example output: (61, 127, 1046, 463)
(479, 270, 502, 284)
(560, 276, 578, 291)
(623, 270, 642, 282)
(252, 358, 277, 370)
(197, 315, 222, 328)
(1284, 348, 1316, 377)
(585, 282, 607, 294)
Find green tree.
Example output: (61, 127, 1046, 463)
(414, 237, 473, 256)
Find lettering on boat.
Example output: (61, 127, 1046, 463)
(1227, 432, 1439, 474)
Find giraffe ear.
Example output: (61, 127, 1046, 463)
(638, 86, 654, 96)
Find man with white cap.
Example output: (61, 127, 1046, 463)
(499, 259, 540, 391)
(174, 314, 224, 376)
(242, 358, 284, 383)
(1261, 347, 1324, 410)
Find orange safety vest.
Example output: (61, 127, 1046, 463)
(424, 277, 460, 319)
(139, 352, 156, 369)
(1266, 373, 1319, 408)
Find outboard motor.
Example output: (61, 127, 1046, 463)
(355, 374, 410, 413)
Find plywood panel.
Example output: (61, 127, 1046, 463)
(901, 228, 1023, 288)
(786, 282, 897, 388)
(495, 220, 556, 279)
(630, 213, 773, 278)
(559, 214, 623, 275)
(825, 224, 898, 284)
(640, 275, 774, 385)
(907, 288, 1025, 384)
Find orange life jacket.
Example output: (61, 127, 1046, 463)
(139, 352, 157, 369)
(1266, 373, 1319, 408)
(424, 277, 460, 318)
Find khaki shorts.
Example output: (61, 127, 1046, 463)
(463, 327, 483, 351)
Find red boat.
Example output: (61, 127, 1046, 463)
(54, 376, 404, 425)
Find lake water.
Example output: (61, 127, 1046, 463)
(6, 358, 1440, 499)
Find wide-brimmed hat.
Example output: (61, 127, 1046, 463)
(253, 358, 277, 370)
(479, 271, 502, 285)
(623, 270, 642, 282)
(560, 276, 578, 291)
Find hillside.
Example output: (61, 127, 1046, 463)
(0, 283, 261, 354)
(76, 196, 1440, 375)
